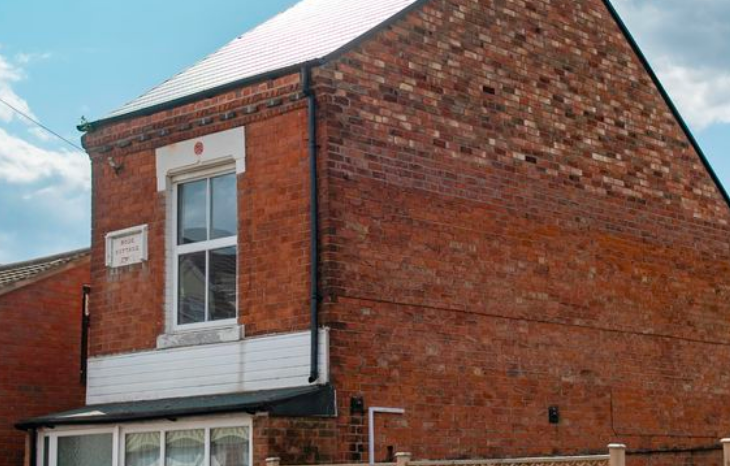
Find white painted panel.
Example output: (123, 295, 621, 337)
(155, 126, 245, 191)
(86, 329, 329, 405)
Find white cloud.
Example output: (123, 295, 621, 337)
(27, 126, 54, 142)
(14, 52, 52, 65)
(0, 54, 36, 123)
(654, 59, 730, 130)
(0, 51, 89, 190)
(0, 127, 89, 189)
(612, 0, 730, 130)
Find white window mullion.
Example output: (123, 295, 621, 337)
(112, 426, 120, 466)
(160, 430, 166, 466)
(49, 436, 58, 466)
(204, 428, 211, 466)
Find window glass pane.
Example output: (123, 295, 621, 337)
(210, 174, 237, 240)
(211, 427, 249, 466)
(57, 434, 113, 466)
(178, 179, 208, 244)
(209, 247, 237, 321)
(43, 436, 49, 466)
(178, 252, 206, 324)
(126, 432, 161, 466)
(165, 430, 204, 466)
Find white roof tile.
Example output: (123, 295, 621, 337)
(106, 0, 420, 119)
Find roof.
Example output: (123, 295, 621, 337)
(90, 0, 730, 210)
(16, 384, 335, 429)
(103, 0, 421, 121)
(0, 248, 90, 294)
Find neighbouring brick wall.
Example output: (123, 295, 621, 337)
(313, 0, 730, 463)
(0, 262, 89, 466)
(84, 74, 313, 356)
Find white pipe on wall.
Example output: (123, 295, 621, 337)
(368, 407, 406, 466)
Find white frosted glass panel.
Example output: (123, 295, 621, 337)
(211, 427, 249, 466)
(126, 432, 161, 466)
(57, 434, 113, 466)
(166, 430, 204, 466)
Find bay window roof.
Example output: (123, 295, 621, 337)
(16, 384, 335, 430)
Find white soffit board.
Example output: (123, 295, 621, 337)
(86, 329, 329, 405)
(155, 126, 246, 191)
(106, 0, 420, 119)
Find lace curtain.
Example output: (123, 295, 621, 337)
(166, 429, 205, 466)
(211, 427, 249, 466)
(126, 432, 161, 466)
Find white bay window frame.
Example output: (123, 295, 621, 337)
(37, 415, 253, 466)
(172, 166, 238, 332)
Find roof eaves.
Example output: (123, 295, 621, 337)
(82, 0, 433, 133)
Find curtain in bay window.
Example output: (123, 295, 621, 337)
(211, 427, 249, 466)
(126, 432, 161, 466)
(166, 429, 205, 466)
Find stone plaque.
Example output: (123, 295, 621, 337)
(105, 225, 148, 268)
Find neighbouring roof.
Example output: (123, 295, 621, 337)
(104, 0, 421, 121)
(16, 384, 336, 429)
(0, 248, 90, 293)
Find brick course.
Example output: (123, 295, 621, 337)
(81, 0, 730, 464)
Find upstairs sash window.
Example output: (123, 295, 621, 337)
(175, 172, 237, 328)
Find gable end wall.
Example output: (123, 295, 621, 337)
(314, 0, 730, 463)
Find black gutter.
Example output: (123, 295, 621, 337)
(302, 64, 321, 384)
(601, 0, 730, 209)
(80, 285, 91, 384)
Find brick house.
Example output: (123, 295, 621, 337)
(0, 249, 90, 466)
(17, 0, 730, 465)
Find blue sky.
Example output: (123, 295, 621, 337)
(0, 0, 728, 264)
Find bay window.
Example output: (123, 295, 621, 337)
(174, 172, 238, 329)
(39, 418, 251, 466)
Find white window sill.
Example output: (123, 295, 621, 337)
(156, 324, 244, 349)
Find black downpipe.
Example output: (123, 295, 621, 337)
(80, 285, 91, 384)
(29, 428, 37, 466)
(302, 65, 320, 384)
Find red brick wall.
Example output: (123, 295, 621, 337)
(84, 75, 312, 356)
(314, 0, 730, 463)
(0, 261, 89, 466)
(81, 0, 730, 464)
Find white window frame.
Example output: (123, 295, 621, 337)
(172, 167, 239, 332)
(37, 415, 253, 466)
